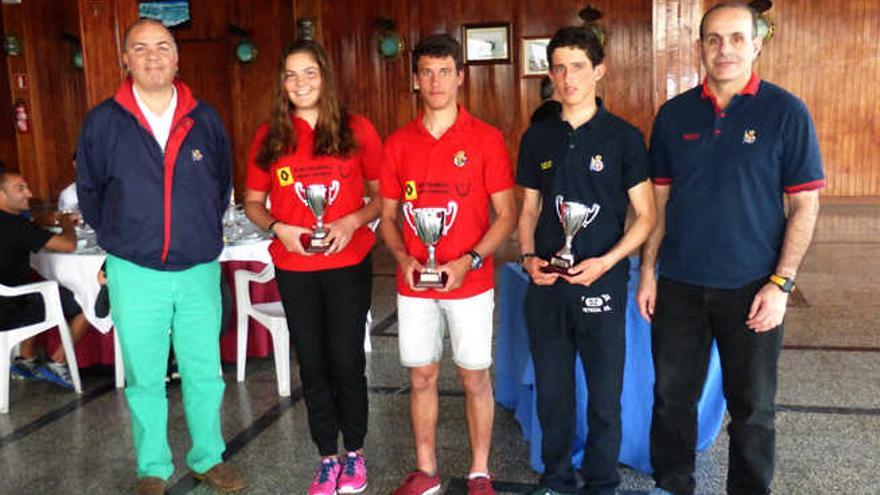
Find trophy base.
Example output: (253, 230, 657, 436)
(540, 256, 575, 275)
(301, 233, 330, 253)
(414, 270, 448, 288)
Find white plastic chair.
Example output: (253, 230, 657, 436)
(0, 280, 83, 413)
(235, 264, 291, 397)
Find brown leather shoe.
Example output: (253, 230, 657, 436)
(135, 476, 166, 495)
(193, 462, 246, 493)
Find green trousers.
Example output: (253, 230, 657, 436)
(106, 255, 226, 480)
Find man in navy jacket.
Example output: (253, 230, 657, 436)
(76, 19, 244, 495)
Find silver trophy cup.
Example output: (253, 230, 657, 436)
(541, 197, 601, 274)
(297, 182, 339, 253)
(404, 203, 458, 288)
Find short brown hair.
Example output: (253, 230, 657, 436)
(547, 26, 604, 67)
(412, 34, 463, 73)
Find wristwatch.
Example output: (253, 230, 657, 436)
(768, 274, 796, 293)
(466, 250, 483, 270)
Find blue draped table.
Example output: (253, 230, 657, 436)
(494, 259, 726, 473)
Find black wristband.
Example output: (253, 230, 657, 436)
(267, 220, 279, 234)
(518, 253, 538, 265)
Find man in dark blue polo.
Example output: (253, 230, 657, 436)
(637, 3, 824, 495)
(517, 27, 656, 495)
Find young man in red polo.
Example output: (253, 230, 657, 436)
(380, 34, 517, 495)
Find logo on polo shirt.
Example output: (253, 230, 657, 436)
(404, 180, 418, 200)
(581, 294, 612, 314)
(540, 160, 553, 170)
(191, 149, 204, 162)
(682, 132, 700, 141)
(276, 166, 294, 187)
(743, 129, 757, 144)
(589, 155, 604, 173)
(453, 150, 468, 167)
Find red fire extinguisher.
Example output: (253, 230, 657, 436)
(14, 100, 29, 133)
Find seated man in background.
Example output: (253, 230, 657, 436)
(0, 167, 90, 389)
(529, 75, 562, 124)
(57, 153, 79, 213)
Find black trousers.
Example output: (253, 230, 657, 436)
(651, 277, 783, 495)
(275, 255, 372, 456)
(524, 281, 627, 495)
(0, 285, 82, 331)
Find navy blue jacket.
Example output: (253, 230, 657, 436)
(76, 78, 232, 271)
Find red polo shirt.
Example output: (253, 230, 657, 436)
(247, 114, 382, 271)
(381, 106, 514, 299)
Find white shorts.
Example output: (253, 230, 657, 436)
(397, 289, 494, 370)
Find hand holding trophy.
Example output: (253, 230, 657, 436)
(295, 180, 341, 253)
(403, 201, 458, 288)
(540, 195, 600, 274)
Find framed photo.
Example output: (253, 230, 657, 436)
(462, 23, 511, 64)
(522, 37, 551, 77)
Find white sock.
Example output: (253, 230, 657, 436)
(468, 472, 489, 480)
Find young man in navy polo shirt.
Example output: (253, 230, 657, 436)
(517, 27, 656, 495)
(637, 3, 824, 495)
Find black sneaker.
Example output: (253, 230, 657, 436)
(94, 284, 111, 318)
(10, 357, 39, 381)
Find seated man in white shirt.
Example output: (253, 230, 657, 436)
(57, 154, 78, 212)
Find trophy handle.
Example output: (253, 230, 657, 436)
(294, 182, 309, 206)
(555, 195, 564, 221)
(442, 201, 458, 235)
(327, 180, 340, 205)
(582, 203, 601, 228)
(402, 202, 418, 236)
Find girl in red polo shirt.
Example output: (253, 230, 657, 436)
(244, 40, 381, 495)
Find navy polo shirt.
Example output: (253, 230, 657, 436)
(517, 99, 649, 290)
(650, 74, 825, 289)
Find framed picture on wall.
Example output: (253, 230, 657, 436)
(462, 23, 511, 64)
(522, 37, 551, 77)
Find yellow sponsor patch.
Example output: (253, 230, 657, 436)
(276, 166, 294, 187)
(540, 160, 553, 170)
(404, 180, 418, 201)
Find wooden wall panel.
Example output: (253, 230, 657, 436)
(170, 0, 294, 197)
(6, 0, 876, 198)
(311, 0, 654, 171)
(0, 7, 19, 172)
(2, 0, 90, 201)
(753, 0, 880, 197)
(652, 0, 702, 109)
(77, 0, 137, 109)
(3, 2, 43, 195)
(227, 0, 295, 193)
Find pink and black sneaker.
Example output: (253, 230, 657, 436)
(308, 458, 341, 495)
(337, 452, 368, 494)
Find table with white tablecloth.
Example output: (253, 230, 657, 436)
(29, 238, 278, 367)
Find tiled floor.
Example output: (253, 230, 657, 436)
(1, 203, 878, 494)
